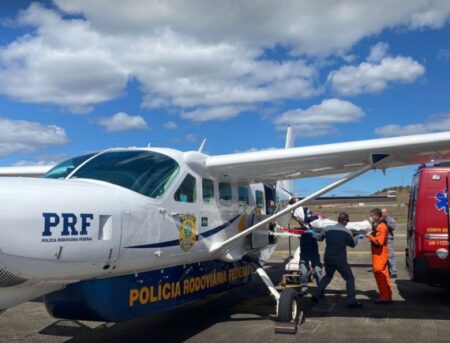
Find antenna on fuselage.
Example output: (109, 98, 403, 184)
(285, 125, 294, 149)
(198, 138, 207, 153)
(147, 143, 152, 148)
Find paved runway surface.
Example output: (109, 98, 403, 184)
(1, 225, 450, 342)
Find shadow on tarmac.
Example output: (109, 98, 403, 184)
(300, 279, 450, 321)
(38, 286, 273, 343)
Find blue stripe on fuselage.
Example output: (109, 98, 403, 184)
(126, 214, 241, 249)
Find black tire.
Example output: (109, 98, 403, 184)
(278, 288, 300, 323)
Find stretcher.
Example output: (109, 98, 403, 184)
(277, 219, 372, 287)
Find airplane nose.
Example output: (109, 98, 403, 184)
(0, 176, 123, 311)
(0, 176, 122, 281)
(0, 179, 31, 288)
(0, 178, 41, 285)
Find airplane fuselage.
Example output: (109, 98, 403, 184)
(0, 148, 279, 319)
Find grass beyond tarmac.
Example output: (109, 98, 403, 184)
(309, 188, 410, 225)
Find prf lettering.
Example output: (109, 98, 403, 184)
(42, 213, 94, 237)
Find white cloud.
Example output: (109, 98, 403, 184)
(375, 113, 450, 137)
(0, 1, 448, 120)
(341, 54, 358, 63)
(437, 48, 450, 60)
(234, 147, 278, 153)
(367, 42, 389, 63)
(274, 98, 364, 137)
(97, 112, 148, 132)
(0, 117, 69, 157)
(54, 0, 450, 55)
(0, 4, 128, 112)
(13, 154, 69, 166)
(185, 134, 198, 143)
(328, 43, 425, 96)
(181, 105, 253, 122)
(164, 121, 178, 130)
(0, 3, 319, 119)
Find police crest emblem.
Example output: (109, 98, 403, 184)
(179, 214, 197, 252)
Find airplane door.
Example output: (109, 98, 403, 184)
(252, 185, 270, 248)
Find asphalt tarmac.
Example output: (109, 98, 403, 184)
(1, 225, 450, 342)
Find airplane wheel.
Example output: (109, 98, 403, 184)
(278, 288, 300, 323)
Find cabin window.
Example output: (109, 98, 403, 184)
(255, 190, 265, 210)
(202, 179, 215, 203)
(238, 185, 249, 206)
(219, 182, 232, 206)
(174, 174, 197, 203)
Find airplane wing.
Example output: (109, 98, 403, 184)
(0, 165, 53, 177)
(205, 132, 450, 182)
(298, 195, 397, 205)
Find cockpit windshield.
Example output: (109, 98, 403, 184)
(44, 153, 96, 179)
(70, 150, 180, 199)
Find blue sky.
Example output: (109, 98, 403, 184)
(1, 1, 450, 195)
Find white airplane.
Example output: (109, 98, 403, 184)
(0, 127, 450, 327)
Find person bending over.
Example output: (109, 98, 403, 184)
(312, 212, 362, 309)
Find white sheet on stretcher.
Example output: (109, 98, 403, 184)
(286, 247, 301, 272)
(284, 219, 372, 272)
(310, 219, 371, 234)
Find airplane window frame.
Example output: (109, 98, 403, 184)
(238, 185, 249, 207)
(174, 173, 197, 203)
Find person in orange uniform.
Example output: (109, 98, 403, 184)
(367, 208, 392, 304)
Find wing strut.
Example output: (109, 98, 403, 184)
(211, 154, 390, 255)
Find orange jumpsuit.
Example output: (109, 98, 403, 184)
(368, 222, 392, 301)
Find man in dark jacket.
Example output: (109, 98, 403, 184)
(289, 197, 322, 295)
(312, 212, 362, 308)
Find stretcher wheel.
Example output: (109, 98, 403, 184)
(277, 288, 300, 323)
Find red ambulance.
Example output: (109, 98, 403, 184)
(406, 163, 450, 286)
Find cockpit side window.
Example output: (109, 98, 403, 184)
(174, 174, 197, 203)
(44, 153, 96, 179)
(71, 151, 180, 199)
